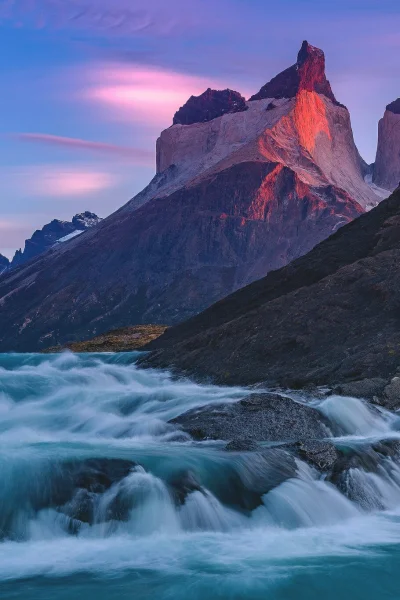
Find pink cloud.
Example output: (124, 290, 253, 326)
(33, 167, 115, 197)
(3, 165, 117, 198)
(81, 63, 228, 126)
(13, 133, 155, 164)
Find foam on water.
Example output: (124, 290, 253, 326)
(1, 353, 400, 599)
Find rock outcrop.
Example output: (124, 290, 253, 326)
(173, 88, 247, 126)
(0, 42, 383, 351)
(374, 98, 400, 191)
(144, 188, 400, 389)
(249, 40, 339, 105)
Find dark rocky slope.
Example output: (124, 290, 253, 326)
(144, 187, 400, 388)
(0, 254, 10, 275)
(0, 162, 362, 351)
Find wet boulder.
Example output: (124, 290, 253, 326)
(225, 438, 261, 452)
(170, 393, 331, 442)
(210, 448, 298, 511)
(168, 470, 204, 505)
(290, 440, 338, 471)
(383, 377, 400, 410)
(333, 378, 387, 403)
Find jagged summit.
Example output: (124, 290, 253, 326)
(249, 40, 339, 105)
(9, 212, 102, 270)
(387, 98, 400, 114)
(173, 88, 247, 126)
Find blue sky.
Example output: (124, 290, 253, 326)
(0, 0, 399, 258)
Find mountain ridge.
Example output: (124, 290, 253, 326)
(0, 41, 389, 351)
(4, 212, 101, 273)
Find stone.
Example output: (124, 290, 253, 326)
(333, 378, 387, 402)
(225, 438, 260, 452)
(384, 377, 400, 410)
(294, 440, 338, 471)
(170, 393, 331, 442)
(168, 470, 204, 505)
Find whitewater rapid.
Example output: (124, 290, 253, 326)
(1, 352, 400, 599)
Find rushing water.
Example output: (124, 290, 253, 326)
(1, 352, 400, 599)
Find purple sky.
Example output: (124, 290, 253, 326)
(0, 0, 399, 258)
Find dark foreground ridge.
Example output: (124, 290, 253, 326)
(143, 188, 400, 389)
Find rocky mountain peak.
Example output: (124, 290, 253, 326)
(173, 88, 247, 126)
(374, 97, 400, 191)
(72, 211, 102, 229)
(387, 98, 400, 114)
(249, 40, 339, 105)
(9, 212, 102, 270)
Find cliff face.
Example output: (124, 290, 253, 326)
(0, 42, 383, 351)
(374, 98, 400, 191)
(134, 42, 378, 213)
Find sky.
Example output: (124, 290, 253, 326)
(0, 0, 399, 258)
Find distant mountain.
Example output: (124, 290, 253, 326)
(144, 187, 400, 389)
(0, 41, 388, 351)
(374, 98, 400, 191)
(0, 254, 10, 275)
(9, 212, 101, 270)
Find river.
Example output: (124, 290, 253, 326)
(1, 352, 400, 599)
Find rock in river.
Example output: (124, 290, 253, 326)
(170, 393, 331, 442)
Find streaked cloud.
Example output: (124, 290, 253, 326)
(12, 133, 155, 164)
(0, 0, 201, 36)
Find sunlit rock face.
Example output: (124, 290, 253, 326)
(151, 41, 378, 212)
(0, 42, 385, 351)
(374, 99, 400, 192)
(249, 41, 339, 104)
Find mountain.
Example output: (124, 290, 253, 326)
(9, 212, 102, 270)
(0, 254, 10, 275)
(373, 98, 400, 191)
(144, 187, 400, 389)
(0, 42, 383, 351)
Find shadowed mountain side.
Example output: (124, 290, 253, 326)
(143, 188, 400, 388)
(0, 161, 362, 351)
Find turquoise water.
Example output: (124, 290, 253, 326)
(1, 352, 400, 599)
